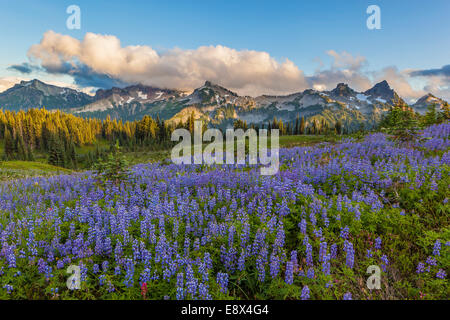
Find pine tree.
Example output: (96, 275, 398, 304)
(312, 120, 317, 135)
(94, 141, 130, 187)
(26, 144, 34, 161)
(48, 134, 65, 167)
(294, 114, 299, 135)
(188, 111, 195, 134)
(17, 134, 26, 160)
(3, 127, 14, 160)
(299, 116, 305, 135)
(424, 104, 437, 126)
(335, 120, 342, 135)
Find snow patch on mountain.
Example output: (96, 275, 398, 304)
(137, 91, 147, 100)
(356, 94, 369, 102)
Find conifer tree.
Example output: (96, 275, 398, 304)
(299, 116, 305, 135)
(423, 104, 437, 126)
(48, 133, 65, 167)
(335, 120, 342, 135)
(3, 127, 14, 160)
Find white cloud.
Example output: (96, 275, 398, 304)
(0, 77, 27, 92)
(27, 30, 309, 96)
(10, 30, 447, 102)
(326, 50, 367, 71)
(422, 76, 450, 102)
(306, 51, 372, 92)
(372, 67, 426, 102)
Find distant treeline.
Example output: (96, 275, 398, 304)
(233, 115, 346, 135)
(234, 103, 450, 136)
(0, 108, 191, 168)
(1, 103, 448, 168)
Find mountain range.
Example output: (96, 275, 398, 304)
(0, 78, 447, 130)
(0, 79, 95, 111)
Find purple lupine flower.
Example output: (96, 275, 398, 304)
(319, 241, 327, 262)
(176, 272, 184, 300)
(322, 254, 331, 276)
(291, 250, 298, 270)
(313, 227, 322, 239)
(306, 267, 315, 279)
(198, 282, 211, 300)
(256, 247, 268, 282)
(330, 244, 338, 259)
(380, 255, 389, 272)
(432, 240, 441, 256)
(56, 259, 64, 269)
(285, 261, 294, 285)
(299, 219, 307, 235)
(374, 237, 382, 250)
(3, 284, 13, 294)
(114, 266, 121, 275)
(204, 252, 213, 270)
(301, 286, 310, 300)
(426, 256, 437, 266)
(216, 272, 229, 294)
(340, 226, 349, 240)
(430, 180, 438, 191)
(139, 268, 152, 285)
(436, 269, 446, 279)
(107, 281, 115, 293)
(343, 240, 354, 269)
(7, 251, 16, 268)
(237, 250, 246, 272)
(416, 262, 426, 274)
(305, 241, 313, 267)
(185, 264, 198, 298)
(37, 258, 47, 274)
(343, 292, 352, 300)
(123, 259, 135, 288)
(99, 274, 106, 286)
(269, 253, 280, 279)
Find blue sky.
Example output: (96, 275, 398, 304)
(0, 0, 449, 100)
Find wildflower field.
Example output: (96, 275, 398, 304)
(0, 123, 448, 300)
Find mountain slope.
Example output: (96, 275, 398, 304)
(1, 79, 447, 130)
(413, 93, 448, 114)
(0, 79, 94, 111)
(70, 84, 190, 120)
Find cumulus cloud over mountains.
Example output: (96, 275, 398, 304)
(6, 30, 449, 101)
(24, 31, 308, 96)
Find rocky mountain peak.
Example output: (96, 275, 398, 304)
(195, 81, 239, 98)
(364, 80, 405, 105)
(331, 83, 355, 97)
(364, 80, 392, 97)
(413, 93, 447, 114)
